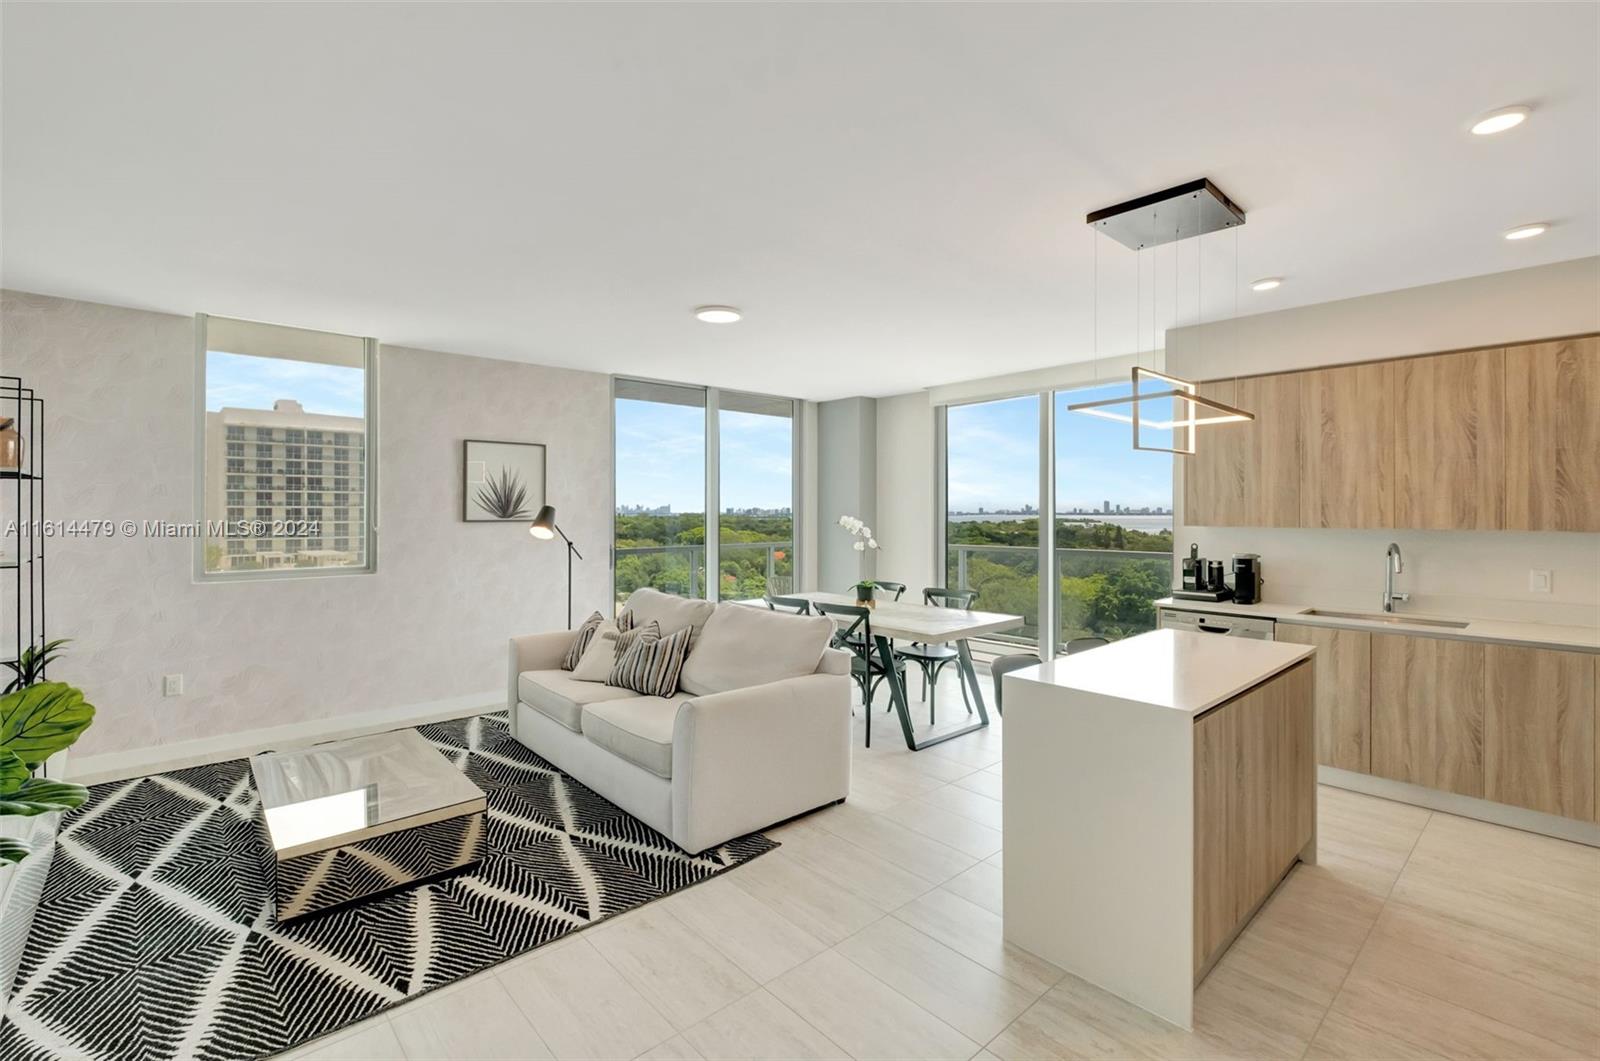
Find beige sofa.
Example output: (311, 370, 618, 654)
(508, 588, 851, 853)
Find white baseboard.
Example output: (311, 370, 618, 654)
(66, 690, 503, 786)
(1319, 766, 1600, 848)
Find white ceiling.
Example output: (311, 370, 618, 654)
(3, 3, 1595, 400)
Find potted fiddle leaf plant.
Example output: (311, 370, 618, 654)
(0, 666, 95, 1019)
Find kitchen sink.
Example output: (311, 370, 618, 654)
(1301, 609, 1470, 629)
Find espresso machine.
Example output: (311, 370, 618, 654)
(1231, 554, 1263, 605)
(1174, 543, 1235, 602)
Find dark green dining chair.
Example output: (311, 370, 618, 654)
(814, 600, 905, 748)
(894, 588, 976, 723)
(763, 593, 812, 615)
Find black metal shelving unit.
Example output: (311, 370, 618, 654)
(1, 376, 45, 689)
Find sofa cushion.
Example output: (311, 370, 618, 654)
(562, 611, 606, 670)
(518, 669, 643, 732)
(570, 619, 661, 683)
(608, 625, 692, 698)
(581, 696, 682, 779)
(623, 587, 715, 640)
(678, 603, 836, 696)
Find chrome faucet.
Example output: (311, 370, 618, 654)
(1383, 542, 1410, 613)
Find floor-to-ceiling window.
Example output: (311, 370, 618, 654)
(1053, 381, 1174, 643)
(718, 392, 795, 599)
(613, 380, 798, 608)
(613, 380, 707, 605)
(944, 395, 1041, 648)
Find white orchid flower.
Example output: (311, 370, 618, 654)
(852, 541, 866, 551)
(868, 538, 878, 549)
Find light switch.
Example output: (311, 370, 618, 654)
(1528, 570, 1552, 594)
(163, 674, 184, 697)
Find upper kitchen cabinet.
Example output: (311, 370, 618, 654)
(1300, 361, 1395, 528)
(1185, 375, 1301, 527)
(1395, 347, 1506, 530)
(1505, 336, 1600, 532)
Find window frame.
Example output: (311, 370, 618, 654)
(193, 313, 380, 582)
(609, 376, 802, 606)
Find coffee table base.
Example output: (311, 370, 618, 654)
(272, 809, 487, 923)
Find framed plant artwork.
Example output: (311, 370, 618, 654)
(463, 440, 546, 522)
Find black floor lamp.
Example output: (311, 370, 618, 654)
(529, 504, 582, 629)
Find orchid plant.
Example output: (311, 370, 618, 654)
(837, 514, 878, 553)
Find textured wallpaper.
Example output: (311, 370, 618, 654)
(0, 291, 612, 757)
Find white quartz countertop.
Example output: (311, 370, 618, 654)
(1008, 629, 1314, 716)
(1154, 598, 1600, 654)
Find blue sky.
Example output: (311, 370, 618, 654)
(615, 399, 793, 512)
(946, 384, 1173, 512)
(206, 351, 365, 416)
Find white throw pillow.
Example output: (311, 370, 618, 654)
(569, 620, 621, 682)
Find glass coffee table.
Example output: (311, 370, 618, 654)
(250, 729, 487, 922)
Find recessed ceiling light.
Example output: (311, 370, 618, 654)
(1503, 223, 1548, 241)
(1250, 277, 1283, 292)
(694, 305, 741, 324)
(1470, 105, 1530, 136)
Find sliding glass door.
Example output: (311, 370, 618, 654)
(944, 395, 1041, 649)
(1053, 382, 1174, 644)
(718, 392, 795, 599)
(937, 381, 1174, 657)
(614, 380, 798, 609)
(614, 380, 708, 606)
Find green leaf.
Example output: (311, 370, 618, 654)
(0, 750, 28, 792)
(0, 682, 95, 766)
(0, 777, 89, 817)
(0, 836, 30, 865)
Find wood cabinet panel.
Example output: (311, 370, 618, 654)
(1193, 661, 1314, 979)
(1300, 362, 1395, 528)
(1182, 379, 1246, 526)
(1275, 624, 1371, 772)
(1395, 348, 1506, 530)
(1505, 336, 1600, 532)
(1484, 646, 1596, 819)
(1239, 373, 1302, 528)
(1371, 634, 1486, 798)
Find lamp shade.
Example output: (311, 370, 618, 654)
(529, 504, 557, 539)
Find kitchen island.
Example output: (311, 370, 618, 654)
(1001, 629, 1316, 1029)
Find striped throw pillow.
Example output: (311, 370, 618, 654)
(561, 611, 606, 671)
(608, 625, 693, 698)
(616, 608, 636, 634)
(611, 618, 659, 657)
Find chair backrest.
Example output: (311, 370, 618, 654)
(847, 581, 906, 601)
(988, 652, 1042, 713)
(923, 587, 977, 609)
(763, 593, 812, 616)
(1066, 636, 1110, 655)
(813, 601, 872, 655)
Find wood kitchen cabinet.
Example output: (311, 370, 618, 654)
(1505, 336, 1600, 532)
(1300, 362, 1395, 528)
(1275, 624, 1371, 772)
(1395, 347, 1506, 530)
(1182, 374, 1300, 527)
(1484, 645, 1596, 820)
(1371, 633, 1486, 798)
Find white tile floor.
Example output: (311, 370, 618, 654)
(284, 668, 1600, 1061)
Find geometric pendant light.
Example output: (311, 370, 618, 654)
(1066, 178, 1256, 454)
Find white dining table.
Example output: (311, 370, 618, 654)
(739, 592, 1025, 750)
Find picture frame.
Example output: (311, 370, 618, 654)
(463, 439, 546, 522)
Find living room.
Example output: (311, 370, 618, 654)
(2, 4, 1597, 1060)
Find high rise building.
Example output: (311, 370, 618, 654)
(203, 399, 367, 571)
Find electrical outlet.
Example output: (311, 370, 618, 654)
(1528, 569, 1552, 594)
(163, 674, 184, 697)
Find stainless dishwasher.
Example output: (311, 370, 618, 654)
(1157, 608, 1276, 641)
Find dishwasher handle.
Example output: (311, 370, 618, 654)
(1196, 622, 1232, 634)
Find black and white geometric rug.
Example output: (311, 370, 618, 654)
(0, 712, 776, 1061)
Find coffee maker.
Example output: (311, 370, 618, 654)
(1232, 554, 1263, 605)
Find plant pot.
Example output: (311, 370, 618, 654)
(854, 586, 876, 608)
(0, 811, 60, 1022)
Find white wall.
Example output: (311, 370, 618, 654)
(1, 290, 612, 760)
(874, 392, 938, 593)
(1167, 257, 1600, 629)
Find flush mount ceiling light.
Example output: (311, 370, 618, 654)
(1250, 277, 1283, 292)
(1503, 223, 1549, 241)
(1067, 178, 1257, 455)
(1470, 105, 1530, 136)
(693, 305, 742, 323)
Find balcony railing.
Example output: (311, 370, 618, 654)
(947, 542, 1173, 650)
(614, 541, 793, 605)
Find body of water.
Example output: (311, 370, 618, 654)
(949, 512, 1173, 533)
